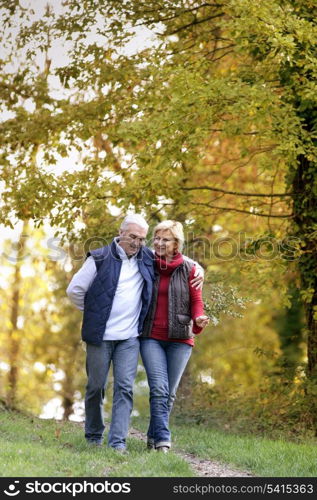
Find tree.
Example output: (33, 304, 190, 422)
(1, 0, 316, 429)
(43, 255, 86, 420)
(273, 284, 305, 377)
(5, 220, 29, 408)
(0, 224, 58, 413)
(0, 226, 85, 417)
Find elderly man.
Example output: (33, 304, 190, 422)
(67, 214, 203, 452)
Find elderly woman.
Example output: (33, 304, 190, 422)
(140, 220, 209, 453)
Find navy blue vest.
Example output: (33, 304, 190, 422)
(81, 241, 155, 345)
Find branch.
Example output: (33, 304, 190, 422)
(211, 49, 235, 62)
(165, 13, 224, 36)
(135, 3, 223, 24)
(182, 186, 294, 197)
(189, 201, 293, 218)
(154, 199, 293, 218)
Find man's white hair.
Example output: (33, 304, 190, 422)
(120, 213, 149, 231)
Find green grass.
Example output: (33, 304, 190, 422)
(0, 409, 193, 477)
(173, 425, 317, 477)
(1, 408, 317, 477)
(133, 417, 317, 477)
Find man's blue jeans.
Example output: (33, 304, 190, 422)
(140, 338, 192, 448)
(85, 337, 139, 449)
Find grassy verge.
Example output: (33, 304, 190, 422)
(133, 417, 317, 477)
(172, 425, 317, 477)
(2, 408, 317, 477)
(0, 409, 193, 477)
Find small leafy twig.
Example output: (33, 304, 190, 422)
(204, 284, 253, 326)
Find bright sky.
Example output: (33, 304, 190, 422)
(0, 0, 157, 245)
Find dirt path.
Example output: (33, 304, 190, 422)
(129, 428, 253, 477)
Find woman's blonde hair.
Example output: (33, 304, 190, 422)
(153, 220, 184, 252)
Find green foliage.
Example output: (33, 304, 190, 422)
(0, 0, 299, 231)
(174, 367, 315, 444)
(190, 295, 282, 393)
(203, 281, 252, 326)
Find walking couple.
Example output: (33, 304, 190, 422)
(67, 214, 209, 454)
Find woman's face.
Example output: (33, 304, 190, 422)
(153, 229, 178, 259)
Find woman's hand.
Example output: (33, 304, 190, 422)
(194, 315, 210, 329)
(190, 267, 204, 290)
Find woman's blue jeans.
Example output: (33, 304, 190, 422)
(85, 337, 139, 449)
(140, 338, 192, 448)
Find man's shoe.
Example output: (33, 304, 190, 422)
(87, 440, 102, 447)
(112, 447, 128, 455)
(147, 438, 155, 450)
(156, 446, 169, 453)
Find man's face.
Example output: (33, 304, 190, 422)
(118, 223, 148, 256)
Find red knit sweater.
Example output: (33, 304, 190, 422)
(150, 253, 204, 346)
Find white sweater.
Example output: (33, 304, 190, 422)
(66, 238, 143, 341)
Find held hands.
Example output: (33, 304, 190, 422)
(194, 315, 210, 329)
(190, 267, 204, 290)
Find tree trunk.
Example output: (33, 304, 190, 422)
(7, 221, 29, 409)
(61, 372, 75, 421)
(292, 155, 317, 431)
(306, 297, 317, 376)
(274, 285, 304, 377)
(62, 393, 74, 421)
(304, 290, 317, 434)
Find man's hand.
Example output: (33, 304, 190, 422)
(190, 267, 204, 290)
(194, 315, 210, 329)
